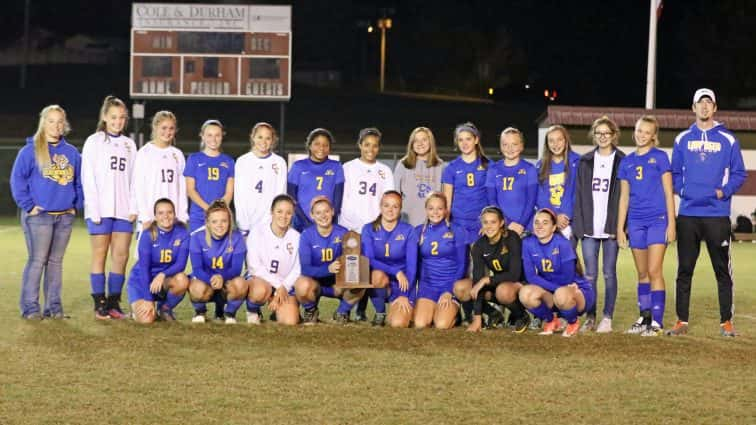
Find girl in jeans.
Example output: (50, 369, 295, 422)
(573, 116, 625, 333)
(10, 105, 82, 319)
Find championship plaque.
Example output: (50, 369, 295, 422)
(334, 231, 372, 289)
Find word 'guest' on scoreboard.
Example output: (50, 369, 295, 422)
(130, 3, 291, 100)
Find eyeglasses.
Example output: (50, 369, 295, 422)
(594, 131, 613, 138)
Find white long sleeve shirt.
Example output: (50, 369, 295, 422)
(81, 132, 137, 222)
(246, 222, 301, 291)
(131, 142, 188, 223)
(234, 151, 287, 233)
(339, 158, 395, 232)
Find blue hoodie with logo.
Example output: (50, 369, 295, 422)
(10, 136, 83, 213)
(671, 122, 746, 217)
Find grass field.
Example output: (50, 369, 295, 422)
(1, 217, 755, 424)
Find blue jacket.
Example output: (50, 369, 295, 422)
(672, 122, 747, 217)
(10, 136, 83, 213)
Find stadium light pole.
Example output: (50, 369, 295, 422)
(378, 18, 392, 93)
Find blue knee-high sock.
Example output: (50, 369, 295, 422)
(90, 273, 105, 295)
(637, 282, 651, 313)
(192, 302, 207, 314)
(651, 290, 665, 327)
(246, 300, 262, 313)
(528, 301, 553, 321)
(165, 292, 185, 310)
(225, 299, 243, 315)
(370, 288, 387, 314)
(560, 306, 579, 324)
(107, 273, 125, 296)
(336, 299, 353, 314)
(320, 286, 335, 298)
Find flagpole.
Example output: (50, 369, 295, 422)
(645, 0, 658, 109)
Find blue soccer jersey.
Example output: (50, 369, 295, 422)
(535, 151, 580, 218)
(521, 233, 591, 294)
(485, 158, 538, 228)
(128, 225, 190, 301)
(183, 152, 235, 226)
(407, 221, 468, 290)
(298, 224, 349, 278)
(287, 158, 345, 230)
(189, 228, 247, 282)
(442, 156, 488, 223)
(361, 221, 414, 278)
(617, 147, 671, 222)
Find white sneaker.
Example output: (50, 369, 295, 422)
(595, 317, 613, 333)
(246, 311, 261, 325)
(191, 314, 206, 323)
(225, 316, 237, 324)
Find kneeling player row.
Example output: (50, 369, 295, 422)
(130, 192, 603, 337)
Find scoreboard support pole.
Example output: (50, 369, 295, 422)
(279, 101, 286, 156)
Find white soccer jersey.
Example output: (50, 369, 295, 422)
(246, 222, 301, 291)
(131, 142, 188, 224)
(339, 158, 395, 232)
(589, 151, 616, 238)
(81, 132, 137, 221)
(234, 151, 287, 233)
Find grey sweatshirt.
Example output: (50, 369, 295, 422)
(393, 158, 446, 226)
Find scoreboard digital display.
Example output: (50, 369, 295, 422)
(130, 3, 291, 101)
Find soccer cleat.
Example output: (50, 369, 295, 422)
(529, 316, 542, 331)
(333, 312, 350, 325)
(720, 320, 736, 337)
(664, 320, 688, 336)
(107, 295, 128, 320)
(483, 305, 505, 329)
(539, 315, 560, 335)
(595, 317, 613, 333)
(371, 312, 386, 327)
(641, 322, 663, 337)
(562, 320, 580, 337)
(47, 312, 69, 320)
(224, 315, 237, 325)
(579, 316, 596, 333)
(159, 308, 176, 322)
(191, 313, 206, 323)
(92, 294, 110, 320)
(246, 311, 261, 325)
(269, 311, 277, 322)
(626, 317, 646, 334)
(512, 314, 531, 334)
(303, 308, 320, 326)
(353, 310, 368, 322)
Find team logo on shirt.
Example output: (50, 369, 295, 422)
(395, 234, 405, 241)
(220, 162, 229, 169)
(648, 157, 657, 164)
(518, 169, 527, 175)
(551, 247, 560, 255)
(333, 236, 342, 244)
(226, 246, 234, 253)
(286, 242, 294, 255)
(325, 169, 335, 176)
(172, 153, 179, 163)
(687, 140, 721, 153)
(42, 154, 74, 185)
(442, 231, 454, 239)
(173, 239, 182, 247)
(500, 246, 508, 255)
(272, 164, 280, 174)
(477, 165, 485, 171)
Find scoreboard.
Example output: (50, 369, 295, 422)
(130, 3, 291, 101)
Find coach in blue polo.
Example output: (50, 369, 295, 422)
(667, 88, 747, 337)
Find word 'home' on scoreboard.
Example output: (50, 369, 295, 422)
(130, 3, 291, 101)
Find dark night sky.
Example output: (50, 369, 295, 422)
(1, 0, 755, 109)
